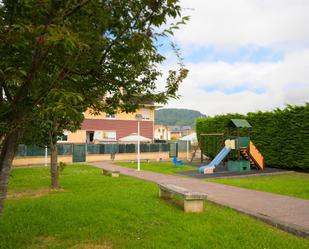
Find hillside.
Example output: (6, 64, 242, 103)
(155, 108, 206, 127)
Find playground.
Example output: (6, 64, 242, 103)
(197, 119, 265, 174)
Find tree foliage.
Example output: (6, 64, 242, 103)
(0, 0, 189, 214)
(196, 103, 309, 169)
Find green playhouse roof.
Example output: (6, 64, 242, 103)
(228, 119, 252, 128)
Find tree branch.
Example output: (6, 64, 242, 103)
(99, 6, 154, 65)
(60, 0, 91, 21)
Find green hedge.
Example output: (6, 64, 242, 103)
(196, 103, 309, 169)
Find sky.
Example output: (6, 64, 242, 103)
(158, 0, 309, 116)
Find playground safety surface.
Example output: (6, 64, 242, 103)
(177, 165, 292, 179)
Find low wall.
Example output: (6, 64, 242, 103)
(12, 152, 188, 166)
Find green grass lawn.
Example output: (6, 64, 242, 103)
(116, 162, 309, 200)
(208, 173, 309, 200)
(114, 161, 197, 175)
(1, 165, 308, 249)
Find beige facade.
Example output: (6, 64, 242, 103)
(154, 124, 170, 140)
(83, 107, 155, 121)
(63, 106, 155, 144)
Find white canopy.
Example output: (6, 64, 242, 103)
(179, 132, 198, 144)
(119, 133, 151, 143)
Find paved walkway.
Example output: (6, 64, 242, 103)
(88, 162, 309, 238)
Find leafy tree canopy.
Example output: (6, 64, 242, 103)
(0, 0, 188, 137)
(0, 0, 189, 214)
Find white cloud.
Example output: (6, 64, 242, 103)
(157, 0, 309, 115)
(176, 0, 309, 50)
(164, 49, 309, 115)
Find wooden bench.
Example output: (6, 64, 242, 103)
(158, 183, 207, 213)
(102, 169, 120, 177)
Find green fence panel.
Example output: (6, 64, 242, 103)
(160, 143, 170, 152)
(177, 141, 190, 152)
(57, 144, 72, 155)
(169, 143, 178, 158)
(16, 144, 27, 156)
(140, 144, 150, 153)
(26, 145, 46, 156)
(126, 144, 136, 153)
(73, 144, 86, 162)
(15, 142, 175, 157)
(98, 144, 105, 154)
(104, 144, 119, 154)
(149, 143, 159, 152)
(118, 144, 126, 153)
(86, 144, 100, 154)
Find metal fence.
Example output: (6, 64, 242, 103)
(15, 141, 189, 157)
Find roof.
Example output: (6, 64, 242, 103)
(168, 126, 192, 132)
(168, 126, 181, 131)
(179, 132, 198, 144)
(118, 133, 151, 142)
(227, 119, 252, 128)
(154, 124, 168, 129)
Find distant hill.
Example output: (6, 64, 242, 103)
(155, 108, 206, 128)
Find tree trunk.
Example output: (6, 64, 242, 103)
(50, 139, 59, 189)
(0, 130, 20, 215)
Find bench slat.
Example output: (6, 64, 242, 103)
(158, 183, 207, 200)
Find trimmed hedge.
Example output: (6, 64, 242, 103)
(196, 103, 309, 169)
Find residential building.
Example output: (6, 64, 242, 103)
(169, 125, 194, 140)
(154, 124, 170, 140)
(60, 104, 156, 143)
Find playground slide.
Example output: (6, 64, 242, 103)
(249, 141, 264, 170)
(198, 147, 231, 173)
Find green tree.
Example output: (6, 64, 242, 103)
(22, 89, 85, 189)
(0, 0, 188, 214)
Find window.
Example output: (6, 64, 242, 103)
(141, 108, 150, 120)
(86, 131, 95, 143)
(58, 131, 68, 142)
(93, 131, 103, 141)
(105, 113, 116, 119)
(103, 130, 116, 141)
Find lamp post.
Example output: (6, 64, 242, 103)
(186, 130, 189, 161)
(135, 114, 143, 171)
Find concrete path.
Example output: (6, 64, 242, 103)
(88, 162, 309, 238)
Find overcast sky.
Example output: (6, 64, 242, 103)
(159, 0, 309, 116)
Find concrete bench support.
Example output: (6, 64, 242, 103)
(159, 188, 173, 199)
(102, 169, 120, 177)
(184, 199, 204, 213)
(158, 183, 207, 213)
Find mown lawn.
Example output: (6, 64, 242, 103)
(116, 162, 309, 200)
(114, 161, 197, 175)
(208, 173, 309, 200)
(1, 165, 308, 249)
